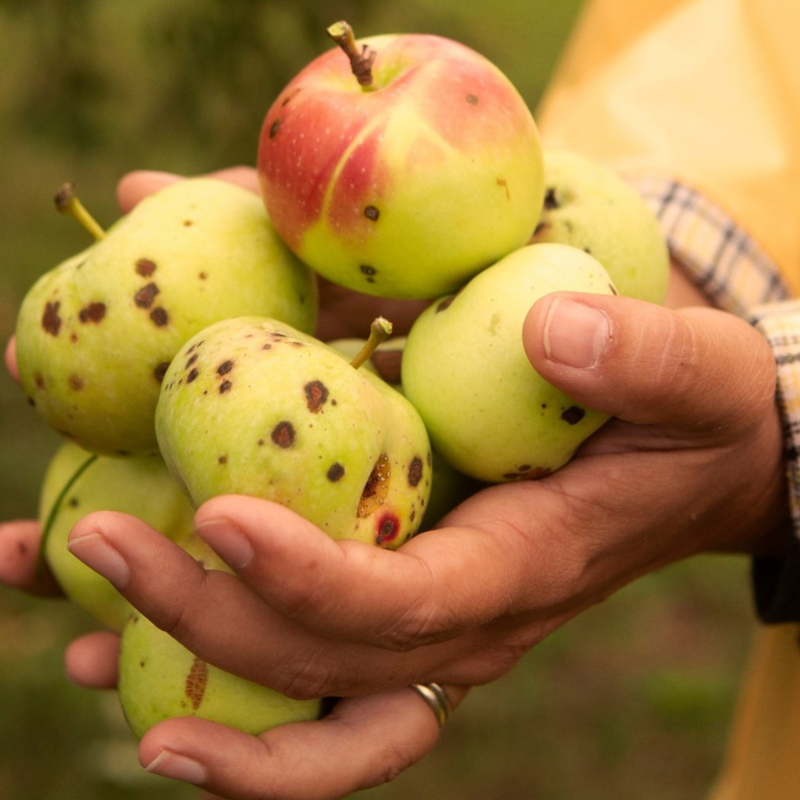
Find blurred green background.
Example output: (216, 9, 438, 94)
(0, 1, 761, 798)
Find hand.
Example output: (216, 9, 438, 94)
(68, 285, 788, 691)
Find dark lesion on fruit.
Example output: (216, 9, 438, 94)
(502, 465, 552, 481)
(359, 264, 377, 284)
(358, 453, 391, 517)
(150, 307, 169, 327)
(217, 360, 234, 376)
(269, 118, 281, 138)
(135, 258, 157, 277)
(364, 205, 380, 221)
(134, 282, 160, 309)
(544, 187, 560, 210)
(219, 380, 233, 393)
(375, 512, 400, 547)
(407, 456, 423, 487)
(435, 294, 457, 313)
(78, 302, 106, 324)
(561, 406, 585, 425)
(218, 455, 228, 465)
(466, 93, 479, 105)
(187, 367, 199, 383)
(327, 462, 345, 482)
(271, 420, 296, 448)
(304, 380, 329, 413)
(42, 301, 62, 336)
(68, 374, 84, 391)
(153, 361, 170, 383)
(185, 656, 208, 711)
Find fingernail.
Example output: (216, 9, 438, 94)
(542, 297, 610, 368)
(146, 750, 208, 785)
(67, 532, 130, 588)
(195, 518, 253, 569)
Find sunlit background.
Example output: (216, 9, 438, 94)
(0, 1, 760, 798)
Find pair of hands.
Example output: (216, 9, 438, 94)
(0, 168, 790, 800)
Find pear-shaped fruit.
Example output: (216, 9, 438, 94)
(16, 178, 318, 457)
(402, 243, 617, 484)
(118, 610, 322, 739)
(39, 440, 199, 630)
(531, 148, 670, 304)
(155, 317, 432, 548)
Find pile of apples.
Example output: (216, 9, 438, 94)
(15, 23, 670, 738)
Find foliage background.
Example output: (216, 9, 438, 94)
(0, 1, 760, 798)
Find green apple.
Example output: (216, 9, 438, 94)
(155, 317, 432, 548)
(257, 22, 544, 299)
(531, 148, 670, 304)
(16, 178, 318, 456)
(118, 610, 322, 739)
(402, 243, 617, 483)
(39, 440, 199, 630)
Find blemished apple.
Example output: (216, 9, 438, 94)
(155, 316, 433, 548)
(118, 610, 322, 738)
(258, 22, 544, 300)
(402, 243, 618, 484)
(15, 179, 318, 456)
(531, 148, 670, 304)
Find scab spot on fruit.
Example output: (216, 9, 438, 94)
(218, 455, 228, 465)
(187, 368, 199, 383)
(68, 374, 84, 391)
(217, 360, 234, 376)
(150, 307, 169, 327)
(134, 282, 160, 309)
(304, 380, 329, 413)
(544, 187, 560, 210)
(466, 93, 479, 105)
(185, 656, 208, 711)
(561, 406, 585, 425)
(375, 513, 400, 547)
(34, 372, 45, 390)
(358, 453, 391, 517)
(269, 119, 281, 138)
(154, 362, 170, 382)
(271, 421, 296, 448)
(364, 205, 380, 221)
(359, 264, 377, 283)
(79, 302, 107, 324)
(408, 456, 423, 487)
(42, 301, 62, 336)
(327, 462, 345, 482)
(135, 258, 157, 277)
(219, 380, 232, 394)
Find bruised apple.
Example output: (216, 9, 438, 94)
(258, 22, 544, 300)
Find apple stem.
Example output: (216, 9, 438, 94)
(35, 452, 99, 579)
(350, 317, 393, 370)
(327, 21, 376, 90)
(55, 183, 106, 241)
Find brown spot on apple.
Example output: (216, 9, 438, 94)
(185, 656, 208, 710)
(269, 119, 281, 138)
(150, 308, 169, 327)
(217, 360, 234, 376)
(134, 282, 159, 309)
(375, 513, 400, 547)
(561, 406, 585, 425)
(154, 362, 170, 382)
(364, 205, 380, 221)
(327, 462, 345, 482)
(408, 456, 423, 487)
(358, 453, 391, 517)
(466, 93, 479, 105)
(135, 258, 157, 276)
(219, 380, 232, 394)
(79, 302, 106, 324)
(187, 368, 199, 383)
(68, 374, 84, 391)
(42, 301, 62, 336)
(360, 264, 377, 283)
(305, 380, 329, 413)
(271, 421, 296, 448)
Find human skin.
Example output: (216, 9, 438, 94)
(0, 168, 789, 800)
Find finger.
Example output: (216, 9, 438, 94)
(4, 335, 18, 382)
(0, 519, 62, 597)
(140, 685, 467, 800)
(64, 630, 120, 689)
(193, 492, 572, 651)
(116, 167, 259, 212)
(66, 510, 524, 695)
(523, 293, 777, 435)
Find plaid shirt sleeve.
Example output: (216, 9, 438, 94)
(625, 174, 800, 622)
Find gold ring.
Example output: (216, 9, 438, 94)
(410, 682, 452, 728)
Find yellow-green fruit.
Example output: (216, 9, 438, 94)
(118, 611, 322, 738)
(40, 440, 196, 630)
(402, 243, 617, 484)
(16, 178, 318, 456)
(531, 148, 669, 304)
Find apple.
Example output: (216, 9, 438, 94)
(257, 21, 544, 300)
(15, 179, 318, 456)
(402, 243, 617, 483)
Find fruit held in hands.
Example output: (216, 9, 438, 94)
(402, 243, 617, 483)
(531, 148, 670, 304)
(39, 440, 199, 630)
(15, 179, 318, 456)
(258, 22, 544, 299)
(118, 611, 321, 738)
(155, 317, 432, 547)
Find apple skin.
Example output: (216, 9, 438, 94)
(118, 610, 322, 739)
(155, 317, 433, 548)
(401, 243, 617, 484)
(39, 440, 207, 630)
(258, 32, 544, 300)
(531, 148, 670, 304)
(15, 178, 318, 457)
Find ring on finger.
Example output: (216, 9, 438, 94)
(409, 682, 452, 729)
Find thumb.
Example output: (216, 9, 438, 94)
(523, 293, 777, 433)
